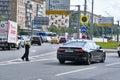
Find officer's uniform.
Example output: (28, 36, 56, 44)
(21, 41, 31, 61)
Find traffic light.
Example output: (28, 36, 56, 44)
(80, 15, 89, 24)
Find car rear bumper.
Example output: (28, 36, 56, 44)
(57, 52, 88, 62)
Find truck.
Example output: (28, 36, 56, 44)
(0, 20, 21, 50)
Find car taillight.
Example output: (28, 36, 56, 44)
(57, 48, 65, 52)
(74, 49, 85, 53)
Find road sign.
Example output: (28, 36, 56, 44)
(99, 17, 114, 27)
(46, 0, 70, 15)
(45, 10, 70, 15)
(81, 26, 87, 33)
(80, 15, 89, 24)
(34, 17, 49, 25)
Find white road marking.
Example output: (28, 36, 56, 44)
(0, 59, 55, 66)
(55, 67, 96, 76)
(0, 51, 56, 66)
(37, 79, 43, 80)
(105, 62, 120, 67)
(30, 50, 36, 53)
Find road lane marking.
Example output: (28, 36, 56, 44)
(105, 62, 120, 67)
(55, 67, 96, 76)
(30, 50, 36, 53)
(37, 79, 43, 80)
(0, 59, 55, 65)
(0, 51, 56, 65)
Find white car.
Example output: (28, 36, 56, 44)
(18, 36, 25, 48)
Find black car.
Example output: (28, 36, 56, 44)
(31, 36, 42, 45)
(57, 39, 106, 65)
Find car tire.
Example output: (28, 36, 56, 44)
(8, 44, 11, 50)
(85, 54, 91, 65)
(59, 59, 65, 64)
(2, 47, 5, 50)
(17, 44, 21, 50)
(38, 42, 41, 46)
(100, 53, 106, 63)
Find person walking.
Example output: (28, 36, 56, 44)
(21, 40, 31, 61)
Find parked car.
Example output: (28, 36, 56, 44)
(57, 39, 106, 65)
(30, 35, 42, 45)
(18, 36, 25, 48)
(51, 37, 59, 44)
(117, 44, 120, 57)
(59, 37, 67, 43)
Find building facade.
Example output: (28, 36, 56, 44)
(0, 0, 44, 30)
(0, 0, 102, 32)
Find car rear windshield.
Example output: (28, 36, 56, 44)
(64, 41, 86, 47)
(33, 37, 39, 40)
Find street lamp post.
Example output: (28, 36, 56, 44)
(76, 5, 81, 39)
(90, 0, 94, 40)
(117, 21, 119, 42)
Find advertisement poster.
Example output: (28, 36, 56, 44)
(7, 20, 18, 43)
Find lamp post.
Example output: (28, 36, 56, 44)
(90, 0, 94, 40)
(76, 5, 81, 39)
(117, 21, 119, 42)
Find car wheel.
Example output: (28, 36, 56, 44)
(86, 54, 91, 65)
(2, 47, 5, 50)
(38, 42, 41, 46)
(17, 44, 21, 50)
(8, 44, 11, 50)
(59, 59, 65, 64)
(100, 53, 106, 63)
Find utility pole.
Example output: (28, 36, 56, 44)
(77, 5, 80, 39)
(90, 0, 94, 40)
(117, 21, 119, 42)
(84, 0, 87, 15)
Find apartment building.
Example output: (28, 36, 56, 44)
(0, 0, 44, 30)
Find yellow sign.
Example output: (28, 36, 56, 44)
(45, 10, 70, 15)
(80, 15, 89, 24)
(99, 23, 113, 27)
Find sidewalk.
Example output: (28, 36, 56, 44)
(104, 49, 117, 53)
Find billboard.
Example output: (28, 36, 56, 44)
(34, 17, 49, 25)
(46, 0, 70, 15)
(99, 17, 114, 27)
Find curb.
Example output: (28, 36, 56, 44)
(104, 49, 117, 53)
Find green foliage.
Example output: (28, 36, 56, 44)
(96, 42, 118, 49)
(0, 16, 4, 21)
(48, 25, 75, 35)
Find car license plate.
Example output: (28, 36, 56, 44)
(65, 49, 73, 52)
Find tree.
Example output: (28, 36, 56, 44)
(48, 25, 75, 35)
(0, 16, 4, 21)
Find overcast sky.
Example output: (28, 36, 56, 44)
(70, 0, 120, 21)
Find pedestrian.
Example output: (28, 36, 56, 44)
(21, 40, 31, 61)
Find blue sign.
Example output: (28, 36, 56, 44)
(81, 27, 87, 33)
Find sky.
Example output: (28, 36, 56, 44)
(70, 0, 120, 22)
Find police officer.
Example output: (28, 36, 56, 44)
(21, 40, 31, 61)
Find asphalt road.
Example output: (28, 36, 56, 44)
(0, 43, 120, 80)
